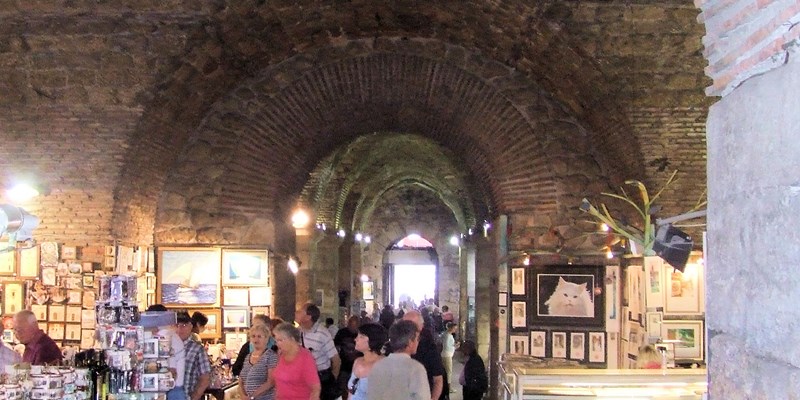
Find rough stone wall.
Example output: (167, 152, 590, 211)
(359, 186, 460, 314)
(707, 49, 800, 399)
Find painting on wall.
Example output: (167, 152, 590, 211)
(511, 268, 525, 295)
(529, 331, 546, 357)
(509, 335, 528, 355)
(551, 332, 567, 358)
(221, 249, 269, 286)
(196, 309, 221, 339)
(157, 248, 221, 307)
(662, 320, 704, 360)
(589, 332, 606, 363)
(664, 262, 704, 315)
(570, 332, 585, 360)
(530, 265, 605, 327)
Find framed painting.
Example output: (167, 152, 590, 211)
(65, 306, 82, 323)
(81, 309, 96, 329)
(569, 332, 586, 360)
(61, 246, 77, 260)
(221, 249, 269, 286)
(31, 304, 48, 321)
(196, 309, 222, 339)
(551, 332, 567, 358)
(529, 331, 546, 357)
(157, 247, 221, 307)
(509, 335, 528, 355)
(223, 308, 249, 329)
(19, 246, 40, 277)
(223, 288, 249, 307)
(362, 281, 374, 300)
(511, 301, 527, 328)
(224, 332, 248, 352)
(531, 265, 605, 327)
(646, 312, 663, 339)
(661, 320, 704, 360)
(511, 268, 525, 295)
(604, 265, 621, 333)
(589, 332, 606, 363)
(3, 282, 23, 315)
(0, 251, 14, 275)
(65, 324, 81, 341)
(249, 287, 272, 307)
(80, 329, 95, 349)
(251, 306, 270, 317)
(48, 304, 65, 322)
(664, 260, 704, 315)
(48, 323, 65, 341)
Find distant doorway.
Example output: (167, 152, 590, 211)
(393, 264, 436, 308)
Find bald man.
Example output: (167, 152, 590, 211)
(403, 310, 446, 400)
(14, 310, 62, 365)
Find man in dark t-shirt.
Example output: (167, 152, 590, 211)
(404, 310, 448, 400)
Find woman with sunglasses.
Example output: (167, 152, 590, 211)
(347, 323, 388, 400)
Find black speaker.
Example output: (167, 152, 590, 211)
(653, 224, 693, 272)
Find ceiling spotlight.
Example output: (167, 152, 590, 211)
(364, 236, 371, 244)
(6, 183, 40, 203)
(287, 258, 299, 274)
(337, 229, 346, 238)
(355, 233, 363, 242)
(449, 236, 459, 246)
(291, 209, 310, 229)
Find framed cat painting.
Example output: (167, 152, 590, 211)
(530, 265, 605, 327)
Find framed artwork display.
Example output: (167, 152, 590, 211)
(65, 324, 81, 341)
(248, 287, 272, 307)
(224, 332, 248, 352)
(551, 332, 567, 358)
(251, 307, 270, 317)
(66, 306, 81, 323)
(145, 273, 156, 292)
(644, 257, 665, 308)
(82, 275, 95, 288)
(19, 246, 40, 277)
(196, 309, 222, 339)
(509, 335, 528, 355)
(511, 268, 525, 295)
(589, 332, 606, 363)
(646, 312, 663, 339)
(82, 291, 96, 308)
(529, 331, 546, 357)
(80, 329, 95, 349)
(362, 282, 374, 300)
(0, 251, 14, 275)
(314, 289, 324, 308)
(605, 265, 620, 333)
(40, 242, 59, 266)
(67, 290, 82, 305)
(569, 332, 585, 360)
(41, 267, 56, 286)
(531, 265, 605, 327)
(48, 305, 66, 322)
(31, 304, 48, 321)
(157, 247, 221, 307)
(664, 261, 704, 315)
(499, 292, 508, 307)
(61, 246, 77, 260)
(661, 320, 704, 360)
(223, 308, 249, 329)
(223, 288, 249, 307)
(81, 309, 96, 329)
(116, 246, 135, 274)
(3, 282, 23, 315)
(625, 265, 643, 322)
(511, 301, 527, 328)
(221, 249, 269, 286)
(143, 339, 159, 358)
(48, 323, 65, 340)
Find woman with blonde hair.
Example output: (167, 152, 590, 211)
(238, 323, 279, 400)
(268, 322, 320, 400)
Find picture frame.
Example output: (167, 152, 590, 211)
(196, 309, 222, 339)
(551, 332, 567, 358)
(664, 260, 704, 315)
(531, 265, 605, 327)
(224, 332, 248, 352)
(61, 246, 77, 260)
(0, 251, 14, 275)
(315, 289, 324, 308)
(223, 308, 249, 328)
(48, 305, 65, 322)
(223, 288, 249, 307)
(116, 246, 135, 274)
(251, 306, 270, 317)
(19, 246, 40, 277)
(157, 247, 221, 307)
(65, 306, 82, 323)
(67, 290, 82, 305)
(646, 312, 663, 339)
(569, 332, 586, 360)
(644, 257, 665, 308)
(81, 309, 96, 329)
(248, 287, 272, 307)
(31, 304, 48, 321)
(145, 273, 156, 292)
(3, 282, 23, 315)
(221, 249, 269, 286)
(82, 275, 95, 288)
(80, 329, 96, 349)
(65, 324, 81, 341)
(48, 323, 65, 340)
(529, 331, 546, 357)
(82, 291, 96, 308)
(509, 335, 528, 355)
(511, 268, 525, 295)
(605, 265, 621, 333)
(661, 320, 704, 360)
(41, 266, 56, 286)
(511, 301, 527, 328)
(140, 373, 159, 391)
(625, 265, 643, 322)
(82, 262, 94, 273)
(589, 332, 606, 363)
(40, 242, 59, 266)
(498, 292, 508, 307)
(143, 339, 159, 358)
(362, 281, 374, 300)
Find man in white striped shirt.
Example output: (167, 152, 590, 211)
(295, 303, 342, 400)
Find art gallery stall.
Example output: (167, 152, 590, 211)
(500, 252, 707, 399)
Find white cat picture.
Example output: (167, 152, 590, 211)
(543, 276, 594, 317)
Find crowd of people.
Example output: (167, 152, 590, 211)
(0, 299, 486, 400)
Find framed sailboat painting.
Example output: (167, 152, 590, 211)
(157, 247, 221, 307)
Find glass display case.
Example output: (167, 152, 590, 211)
(499, 357, 707, 399)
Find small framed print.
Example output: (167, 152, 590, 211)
(49, 305, 66, 322)
(80, 329, 96, 349)
(82, 275, 95, 288)
(48, 323, 65, 340)
(82, 291, 96, 308)
(569, 332, 586, 360)
(67, 290, 82, 305)
(66, 306, 82, 323)
(223, 288, 249, 307)
(19, 246, 40, 277)
(3, 282, 23, 315)
(248, 287, 272, 306)
(510, 335, 528, 355)
(221, 249, 269, 286)
(552, 332, 567, 358)
(81, 309, 96, 329)
(511, 301, 527, 328)
(223, 308, 249, 328)
(0, 251, 14, 275)
(661, 320, 704, 360)
(140, 373, 158, 391)
(530, 331, 546, 357)
(41, 267, 57, 286)
(498, 292, 508, 307)
(511, 268, 525, 295)
(61, 246, 77, 260)
(31, 304, 48, 321)
(224, 332, 248, 352)
(65, 324, 81, 341)
(196, 309, 222, 339)
(589, 332, 606, 363)
(145, 273, 156, 292)
(251, 307, 270, 317)
(82, 262, 94, 273)
(143, 339, 159, 358)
